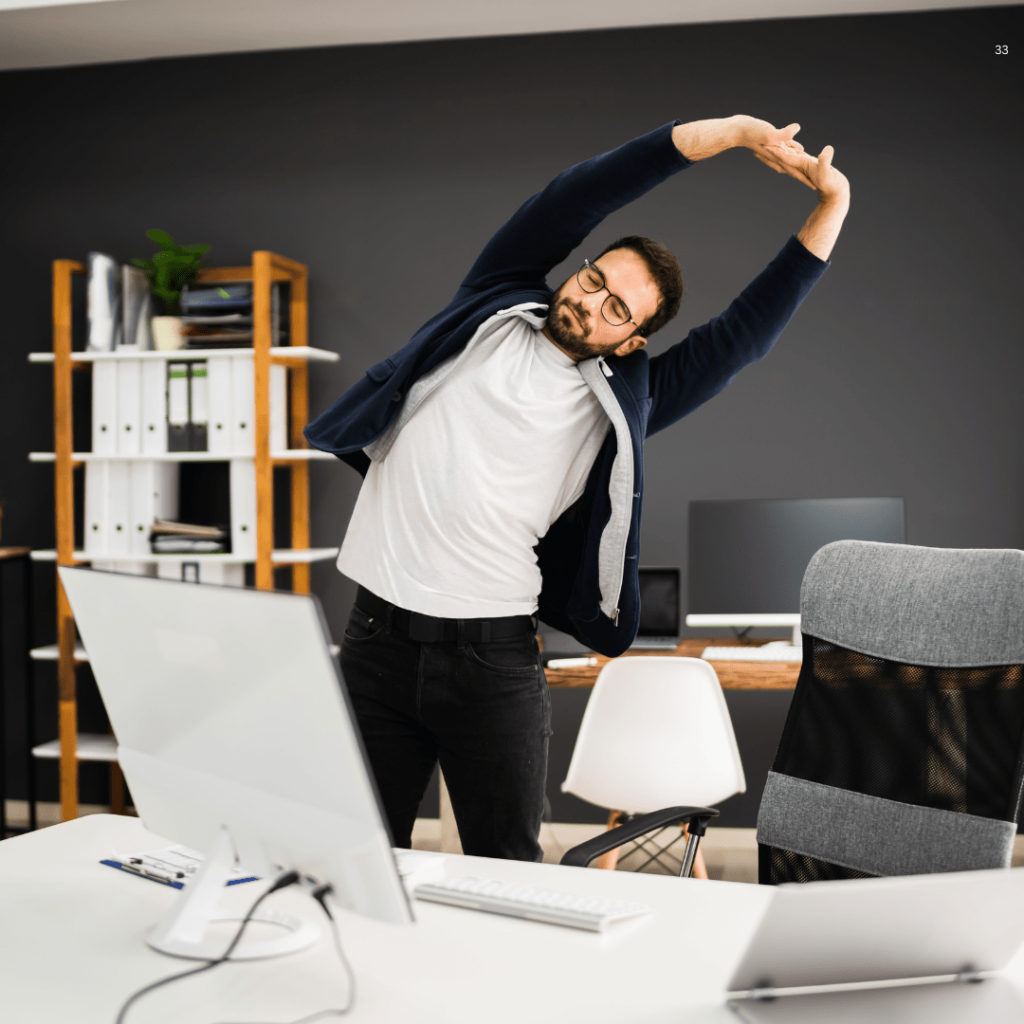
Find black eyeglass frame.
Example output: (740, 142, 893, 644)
(576, 259, 640, 330)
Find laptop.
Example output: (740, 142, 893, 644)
(629, 567, 681, 650)
(726, 868, 1024, 1023)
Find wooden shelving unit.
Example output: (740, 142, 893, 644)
(33, 253, 339, 821)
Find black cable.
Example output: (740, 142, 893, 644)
(214, 883, 357, 1024)
(114, 870, 300, 1024)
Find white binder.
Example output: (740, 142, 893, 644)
(206, 356, 233, 455)
(84, 461, 111, 554)
(230, 458, 257, 560)
(91, 362, 117, 456)
(270, 363, 288, 452)
(140, 360, 168, 455)
(116, 358, 142, 456)
(129, 462, 179, 556)
(231, 357, 255, 455)
(107, 461, 132, 556)
(205, 358, 234, 454)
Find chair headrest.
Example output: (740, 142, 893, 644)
(800, 540, 1024, 667)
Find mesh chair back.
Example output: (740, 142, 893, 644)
(758, 541, 1024, 884)
(561, 657, 745, 814)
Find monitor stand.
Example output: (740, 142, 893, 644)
(146, 827, 321, 961)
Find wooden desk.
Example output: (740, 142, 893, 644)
(544, 637, 800, 691)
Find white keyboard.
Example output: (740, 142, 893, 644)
(701, 644, 803, 662)
(414, 877, 652, 932)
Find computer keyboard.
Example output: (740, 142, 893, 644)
(701, 645, 803, 662)
(629, 637, 680, 650)
(413, 877, 652, 932)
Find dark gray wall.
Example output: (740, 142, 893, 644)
(2, 7, 1021, 816)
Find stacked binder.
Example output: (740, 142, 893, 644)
(93, 354, 286, 458)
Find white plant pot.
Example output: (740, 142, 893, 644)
(152, 316, 184, 352)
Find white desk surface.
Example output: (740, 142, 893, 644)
(0, 814, 774, 1024)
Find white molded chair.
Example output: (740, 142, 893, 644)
(561, 657, 745, 876)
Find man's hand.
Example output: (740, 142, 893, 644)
(754, 139, 850, 205)
(755, 140, 852, 262)
(671, 114, 802, 163)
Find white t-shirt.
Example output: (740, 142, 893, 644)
(338, 310, 610, 617)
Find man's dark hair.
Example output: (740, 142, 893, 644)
(595, 235, 683, 337)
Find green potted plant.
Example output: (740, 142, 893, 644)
(132, 229, 211, 351)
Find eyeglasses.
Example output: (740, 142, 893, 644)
(576, 260, 637, 329)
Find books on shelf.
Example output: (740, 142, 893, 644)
(150, 520, 228, 553)
(151, 537, 227, 553)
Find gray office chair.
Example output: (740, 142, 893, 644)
(759, 540, 1024, 883)
(563, 540, 1024, 884)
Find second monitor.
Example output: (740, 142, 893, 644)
(688, 497, 905, 617)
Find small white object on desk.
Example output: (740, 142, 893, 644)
(546, 656, 598, 669)
(701, 643, 803, 663)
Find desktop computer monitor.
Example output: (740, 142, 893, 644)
(58, 566, 413, 960)
(687, 498, 905, 633)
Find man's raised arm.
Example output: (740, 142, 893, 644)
(456, 115, 811, 298)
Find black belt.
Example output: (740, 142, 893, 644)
(355, 586, 536, 644)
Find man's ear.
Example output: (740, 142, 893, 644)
(613, 334, 647, 357)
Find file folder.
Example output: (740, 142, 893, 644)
(92, 361, 117, 456)
(229, 458, 257, 560)
(107, 461, 132, 556)
(85, 460, 132, 557)
(141, 360, 168, 455)
(206, 356, 233, 455)
(116, 358, 142, 456)
(167, 362, 190, 452)
(231, 357, 255, 455)
(189, 362, 209, 452)
(84, 461, 111, 555)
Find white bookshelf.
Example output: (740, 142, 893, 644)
(35, 253, 338, 820)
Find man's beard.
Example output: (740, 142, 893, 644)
(545, 294, 611, 360)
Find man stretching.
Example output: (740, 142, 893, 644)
(306, 115, 850, 861)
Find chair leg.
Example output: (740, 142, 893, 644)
(680, 823, 709, 879)
(596, 810, 623, 870)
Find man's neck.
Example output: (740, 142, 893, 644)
(540, 325, 585, 362)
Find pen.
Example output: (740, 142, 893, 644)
(547, 657, 598, 669)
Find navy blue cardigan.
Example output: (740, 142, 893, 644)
(305, 122, 828, 656)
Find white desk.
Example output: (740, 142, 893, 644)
(0, 814, 774, 1024)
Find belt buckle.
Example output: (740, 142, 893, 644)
(408, 612, 444, 643)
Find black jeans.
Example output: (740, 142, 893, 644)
(340, 603, 552, 862)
